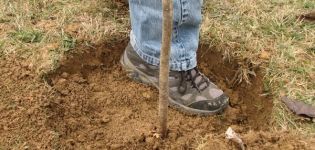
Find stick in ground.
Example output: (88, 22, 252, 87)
(159, 0, 173, 138)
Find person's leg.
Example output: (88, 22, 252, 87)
(128, 0, 201, 71)
(121, 0, 229, 115)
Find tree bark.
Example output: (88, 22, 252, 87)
(159, 0, 173, 138)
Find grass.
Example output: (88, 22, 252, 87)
(0, 0, 128, 73)
(61, 33, 76, 52)
(9, 29, 43, 43)
(0, 40, 4, 58)
(201, 0, 315, 133)
(0, 0, 313, 134)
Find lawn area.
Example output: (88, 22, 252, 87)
(201, 0, 315, 133)
(0, 0, 129, 74)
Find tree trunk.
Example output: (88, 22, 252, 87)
(159, 0, 173, 138)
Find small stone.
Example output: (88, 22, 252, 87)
(77, 134, 86, 142)
(60, 89, 70, 95)
(110, 144, 123, 149)
(142, 92, 151, 99)
(56, 78, 67, 85)
(153, 133, 161, 139)
(3, 126, 8, 131)
(101, 117, 111, 124)
(61, 72, 69, 78)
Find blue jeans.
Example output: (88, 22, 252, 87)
(129, 0, 203, 71)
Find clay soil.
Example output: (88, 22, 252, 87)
(0, 40, 314, 149)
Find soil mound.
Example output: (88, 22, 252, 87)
(1, 41, 313, 149)
(46, 41, 275, 149)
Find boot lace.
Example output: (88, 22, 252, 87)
(178, 67, 210, 94)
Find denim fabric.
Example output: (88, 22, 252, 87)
(129, 0, 203, 71)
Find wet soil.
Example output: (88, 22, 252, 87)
(0, 41, 314, 149)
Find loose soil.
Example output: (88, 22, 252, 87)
(0, 40, 314, 149)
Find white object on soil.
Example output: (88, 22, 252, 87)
(225, 127, 245, 150)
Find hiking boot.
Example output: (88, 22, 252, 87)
(120, 43, 229, 115)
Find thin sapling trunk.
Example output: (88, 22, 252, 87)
(159, 0, 173, 138)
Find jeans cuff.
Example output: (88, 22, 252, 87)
(130, 32, 197, 71)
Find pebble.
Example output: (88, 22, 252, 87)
(101, 117, 111, 124)
(61, 72, 69, 78)
(110, 144, 123, 149)
(23, 145, 29, 150)
(142, 92, 152, 99)
(57, 78, 67, 85)
(59, 89, 70, 95)
(3, 125, 8, 131)
(77, 134, 86, 142)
